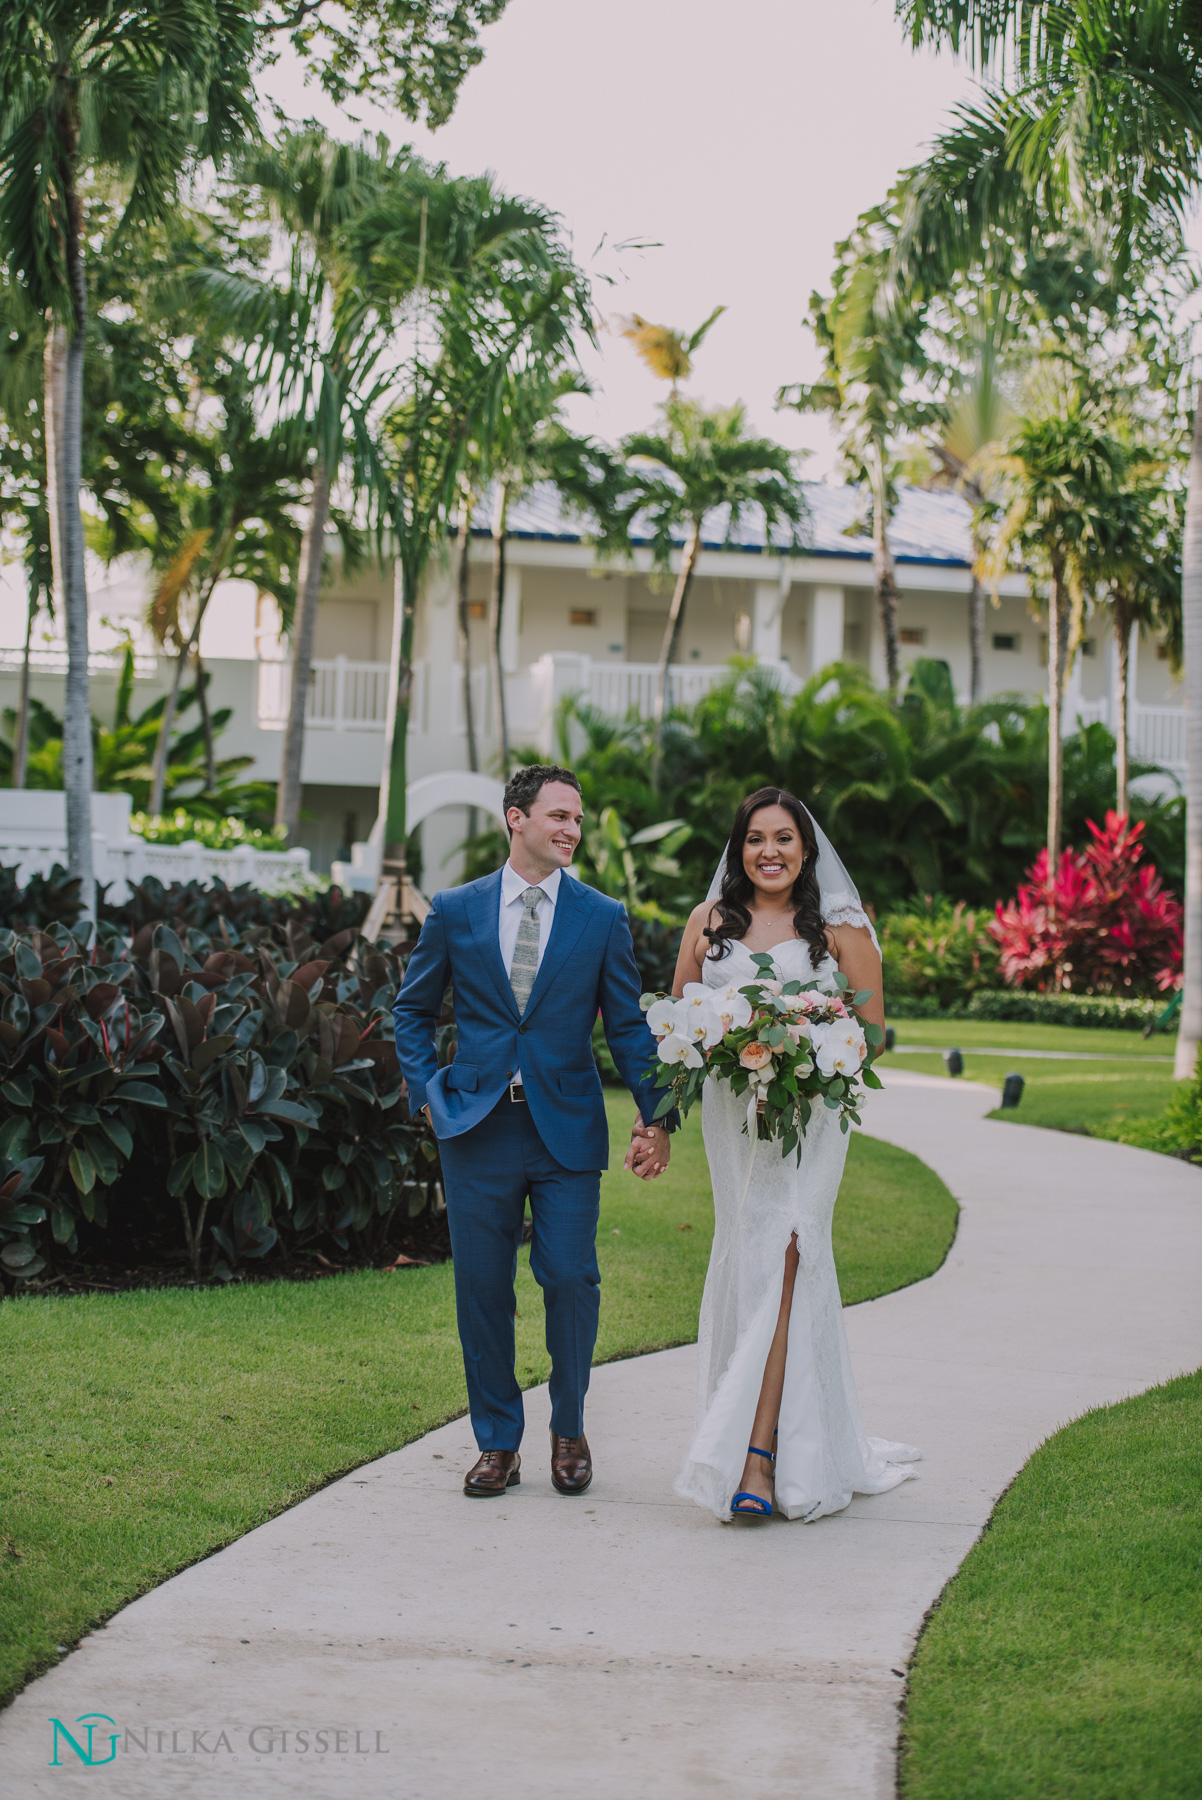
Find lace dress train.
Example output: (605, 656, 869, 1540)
(675, 938, 920, 1522)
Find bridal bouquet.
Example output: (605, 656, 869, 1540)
(641, 951, 884, 1160)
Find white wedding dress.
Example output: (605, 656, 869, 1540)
(675, 935, 920, 1521)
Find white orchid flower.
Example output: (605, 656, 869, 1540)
(674, 987, 725, 1046)
(646, 997, 682, 1039)
(811, 1020, 867, 1077)
(656, 1031, 703, 1068)
(703, 981, 753, 1033)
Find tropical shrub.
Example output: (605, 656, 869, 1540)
(130, 811, 289, 850)
(0, 912, 441, 1290)
(0, 864, 371, 940)
(879, 898, 1000, 1007)
(1096, 1054, 1202, 1159)
(532, 660, 1184, 916)
(991, 813, 1182, 997)
(890, 989, 1172, 1029)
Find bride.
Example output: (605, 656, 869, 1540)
(669, 786, 919, 1522)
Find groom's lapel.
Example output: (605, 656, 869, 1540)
(466, 869, 520, 1021)
(521, 874, 593, 1023)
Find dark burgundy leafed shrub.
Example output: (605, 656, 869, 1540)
(0, 912, 445, 1292)
(990, 812, 1183, 998)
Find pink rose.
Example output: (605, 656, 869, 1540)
(739, 1041, 773, 1070)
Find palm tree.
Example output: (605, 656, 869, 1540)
(978, 382, 1125, 860)
(888, 0, 1202, 1068)
(615, 306, 727, 393)
(0, 4, 256, 912)
(916, 294, 1018, 700)
(610, 398, 808, 777)
(368, 173, 590, 885)
(779, 213, 930, 696)
(214, 128, 418, 843)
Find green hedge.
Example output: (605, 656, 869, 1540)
(0, 912, 443, 1291)
(891, 989, 1175, 1031)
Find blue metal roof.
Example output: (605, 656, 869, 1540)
(478, 479, 974, 568)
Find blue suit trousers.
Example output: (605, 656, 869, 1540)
(436, 1094, 602, 1450)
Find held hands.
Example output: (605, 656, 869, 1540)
(625, 1113, 670, 1181)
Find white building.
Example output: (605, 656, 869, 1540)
(0, 482, 1183, 887)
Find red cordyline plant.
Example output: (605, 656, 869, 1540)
(990, 812, 1182, 997)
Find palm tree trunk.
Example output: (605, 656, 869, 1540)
(651, 520, 702, 779)
(148, 566, 223, 816)
(1175, 391, 1202, 1079)
(11, 583, 38, 790)
(1046, 552, 1071, 865)
(968, 530, 986, 704)
(456, 497, 479, 837)
(54, 138, 94, 918)
(195, 654, 216, 791)
(869, 452, 901, 696)
(488, 480, 512, 777)
(380, 551, 418, 869)
(275, 458, 332, 840)
(1113, 596, 1132, 817)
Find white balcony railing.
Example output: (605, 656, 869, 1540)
(0, 645, 159, 678)
(256, 656, 426, 733)
(1071, 698, 1187, 772)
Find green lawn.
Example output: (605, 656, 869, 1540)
(0, 1093, 955, 1708)
(900, 1371, 1202, 1800)
(886, 1018, 1177, 1136)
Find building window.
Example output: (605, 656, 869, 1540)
(899, 626, 927, 646)
(689, 647, 702, 660)
(466, 601, 487, 621)
(569, 608, 597, 627)
(1081, 638, 1097, 657)
(992, 632, 1020, 652)
(608, 642, 623, 655)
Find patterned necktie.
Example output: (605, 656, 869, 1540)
(509, 886, 544, 1014)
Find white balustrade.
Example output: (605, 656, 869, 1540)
(256, 656, 400, 732)
(0, 791, 310, 899)
(0, 646, 159, 678)
(1133, 705, 1187, 772)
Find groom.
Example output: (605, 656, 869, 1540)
(393, 764, 673, 1498)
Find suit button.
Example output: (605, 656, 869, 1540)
(518, 1024, 527, 1034)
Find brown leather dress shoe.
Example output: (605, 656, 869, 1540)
(549, 1429, 592, 1495)
(463, 1450, 520, 1497)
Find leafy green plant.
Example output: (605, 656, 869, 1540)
(536, 659, 1183, 917)
(0, 911, 441, 1290)
(130, 813, 289, 850)
(578, 807, 692, 922)
(880, 898, 1000, 1007)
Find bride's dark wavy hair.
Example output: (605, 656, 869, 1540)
(704, 787, 828, 966)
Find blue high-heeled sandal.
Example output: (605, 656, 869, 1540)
(730, 1445, 775, 1518)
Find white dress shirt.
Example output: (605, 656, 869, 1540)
(498, 862, 561, 1084)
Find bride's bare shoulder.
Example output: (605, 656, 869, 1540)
(684, 898, 721, 939)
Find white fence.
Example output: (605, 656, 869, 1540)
(256, 656, 428, 734)
(0, 646, 159, 678)
(1071, 698, 1187, 773)
(0, 791, 311, 900)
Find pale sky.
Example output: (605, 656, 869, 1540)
(263, 0, 979, 477)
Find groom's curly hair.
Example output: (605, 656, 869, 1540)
(502, 764, 581, 835)
(704, 787, 829, 967)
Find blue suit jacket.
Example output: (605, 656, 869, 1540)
(392, 869, 670, 1172)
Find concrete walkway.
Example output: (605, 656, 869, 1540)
(4, 1072, 1201, 1799)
